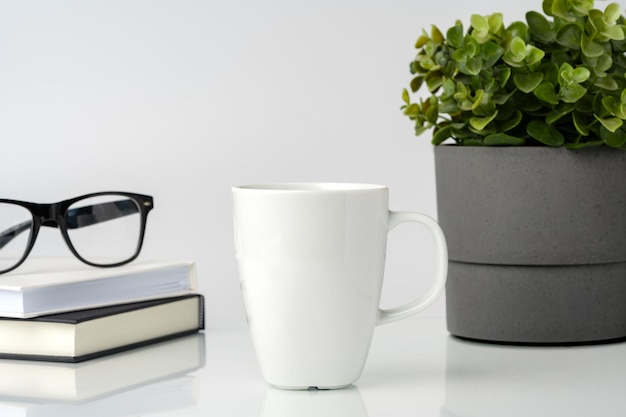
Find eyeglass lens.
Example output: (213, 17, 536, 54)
(0, 203, 34, 272)
(65, 194, 143, 266)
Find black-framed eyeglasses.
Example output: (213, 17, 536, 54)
(0, 192, 154, 274)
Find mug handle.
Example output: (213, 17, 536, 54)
(377, 211, 448, 326)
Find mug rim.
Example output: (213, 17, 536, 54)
(233, 182, 387, 192)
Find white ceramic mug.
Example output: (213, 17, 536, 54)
(232, 183, 448, 389)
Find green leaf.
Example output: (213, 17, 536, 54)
(556, 24, 583, 49)
(564, 140, 604, 149)
(593, 92, 611, 117)
(573, 111, 590, 135)
(504, 37, 527, 66)
(527, 11, 555, 43)
(614, 103, 626, 119)
(540, 61, 559, 84)
(416, 55, 437, 70)
(469, 110, 498, 131)
(546, 103, 575, 124)
(594, 55, 613, 77)
(497, 109, 523, 132)
(518, 95, 544, 112)
(446, 23, 464, 49)
(402, 88, 410, 105)
(551, 0, 577, 21)
(572, 0, 593, 15)
(581, 34, 605, 57)
(572, 112, 589, 136)
(432, 124, 452, 145)
(423, 39, 438, 57)
(604, 3, 622, 23)
(464, 57, 483, 75)
(452, 48, 470, 63)
(514, 72, 544, 93)
(506, 21, 529, 40)
(603, 24, 625, 40)
(415, 30, 429, 48)
(464, 37, 479, 56)
(424, 102, 439, 124)
(441, 79, 456, 99)
(425, 72, 444, 92)
(527, 120, 565, 146)
(471, 89, 485, 109)
(471, 14, 490, 42)
(461, 138, 486, 146)
(602, 96, 617, 113)
(588, 9, 607, 33)
(594, 75, 619, 90)
(497, 67, 512, 87)
(488, 13, 504, 34)
(415, 124, 430, 136)
(543, 0, 554, 15)
(596, 115, 623, 132)
(484, 133, 526, 146)
(613, 103, 626, 120)
(431, 25, 444, 44)
(558, 61, 575, 84)
(572, 67, 590, 83)
(458, 99, 474, 112)
(534, 82, 559, 104)
(410, 76, 424, 93)
(471, 14, 488, 32)
(403, 103, 420, 117)
(481, 41, 504, 68)
(560, 84, 587, 103)
(438, 99, 459, 113)
(492, 89, 516, 104)
(575, 93, 594, 112)
(525, 46, 546, 66)
(601, 126, 626, 147)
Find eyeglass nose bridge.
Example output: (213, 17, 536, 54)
(35, 204, 64, 229)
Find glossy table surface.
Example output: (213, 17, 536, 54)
(4, 316, 625, 416)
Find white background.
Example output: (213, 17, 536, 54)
(0, 0, 538, 328)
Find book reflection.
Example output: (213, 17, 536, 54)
(0, 333, 205, 416)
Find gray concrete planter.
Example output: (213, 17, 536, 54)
(435, 146, 626, 344)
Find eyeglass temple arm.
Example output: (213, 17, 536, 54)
(65, 199, 140, 229)
(0, 199, 141, 249)
(0, 221, 32, 250)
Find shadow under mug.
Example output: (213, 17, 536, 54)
(232, 183, 448, 389)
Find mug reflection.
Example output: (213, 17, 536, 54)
(260, 385, 369, 417)
(442, 336, 626, 417)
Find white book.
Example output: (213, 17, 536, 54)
(0, 258, 197, 318)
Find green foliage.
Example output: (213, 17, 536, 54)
(401, 0, 626, 148)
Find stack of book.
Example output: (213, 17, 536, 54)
(0, 258, 204, 363)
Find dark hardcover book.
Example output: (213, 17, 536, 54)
(0, 294, 204, 363)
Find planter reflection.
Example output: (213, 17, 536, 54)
(442, 336, 626, 417)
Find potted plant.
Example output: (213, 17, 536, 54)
(401, 0, 626, 344)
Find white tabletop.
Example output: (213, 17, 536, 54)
(3, 316, 624, 416)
